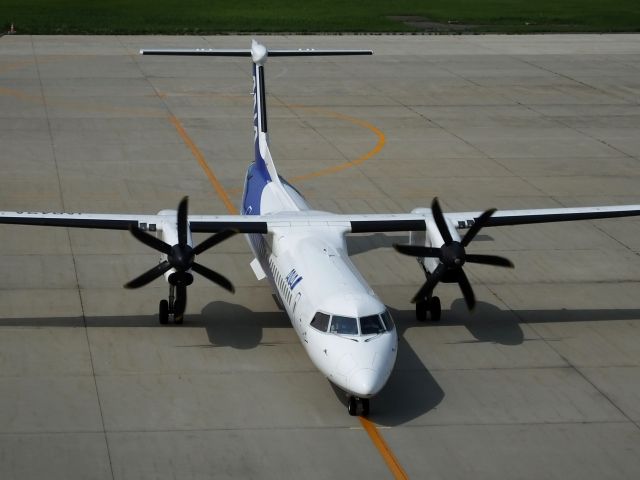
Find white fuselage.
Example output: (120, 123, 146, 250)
(245, 183, 398, 398)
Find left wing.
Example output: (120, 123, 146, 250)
(0, 211, 270, 233)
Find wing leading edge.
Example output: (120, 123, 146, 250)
(442, 205, 640, 230)
(2, 205, 639, 235)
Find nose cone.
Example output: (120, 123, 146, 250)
(348, 368, 383, 398)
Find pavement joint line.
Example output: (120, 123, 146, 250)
(488, 284, 640, 434)
(225, 101, 388, 195)
(1, 418, 635, 437)
(168, 114, 239, 214)
(30, 36, 117, 480)
(285, 104, 387, 183)
(125, 44, 408, 477)
(520, 100, 640, 254)
(517, 56, 630, 105)
(0, 55, 387, 201)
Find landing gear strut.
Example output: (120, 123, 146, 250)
(347, 396, 370, 416)
(414, 266, 442, 322)
(158, 281, 188, 325)
(416, 295, 441, 322)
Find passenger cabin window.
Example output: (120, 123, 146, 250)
(330, 316, 358, 335)
(310, 312, 330, 332)
(380, 310, 395, 331)
(360, 315, 385, 335)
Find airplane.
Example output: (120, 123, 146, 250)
(1, 40, 640, 416)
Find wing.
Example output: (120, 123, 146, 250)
(442, 205, 640, 230)
(2, 204, 639, 234)
(0, 211, 269, 233)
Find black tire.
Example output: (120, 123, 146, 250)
(416, 300, 428, 322)
(361, 398, 370, 417)
(347, 396, 358, 416)
(174, 314, 184, 325)
(159, 299, 169, 325)
(429, 296, 442, 322)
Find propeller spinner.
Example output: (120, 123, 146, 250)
(394, 197, 514, 311)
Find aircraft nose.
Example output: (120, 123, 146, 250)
(348, 368, 380, 397)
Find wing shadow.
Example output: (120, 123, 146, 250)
(2, 300, 639, 426)
(345, 233, 494, 256)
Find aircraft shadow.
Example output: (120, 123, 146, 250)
(2, 301, 639, 425)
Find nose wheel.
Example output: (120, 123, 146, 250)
(347, 396, 370, 416)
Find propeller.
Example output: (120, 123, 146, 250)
(124, 196, 236, 317)
(394, 197, 514, 311)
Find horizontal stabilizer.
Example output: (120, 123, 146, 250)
(140, 48, 372, 57)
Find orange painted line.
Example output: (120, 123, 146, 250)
(224, 105, 386, 196)
(168, 115, 238, 214)
(288, 106, 386, 183)
(360, 417, 409, 479)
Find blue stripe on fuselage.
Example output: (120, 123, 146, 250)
(242, 162, 270, 215)
(243, 63, 272, 216)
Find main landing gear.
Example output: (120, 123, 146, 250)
(415, 295, 441, 322)
(347, 396, 370, 416)
(414, 267, 442, 322)
(158, 279, 189, 325)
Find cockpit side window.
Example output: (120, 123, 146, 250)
(329, 316, 358, 335)
(360, 314, 385, 335)
(380, 310, 395, 331)
(310, 312, 330, 332)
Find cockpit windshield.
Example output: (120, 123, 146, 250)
(329, 316, 358, 335)
(310, 309, 396, 336)
(380, 310, 395, 331)
(360, 314, 385, 335)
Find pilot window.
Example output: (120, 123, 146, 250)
(329, 316, 358, 335)
(310, 312, 330, 332)
(360, 314, 385, 335)
(380, 310, 395, 331)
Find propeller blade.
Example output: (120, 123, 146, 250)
(456, 269, 476, 310)
(174, 284, 187, 318)
(411, 263, 446, 304)
(177, 196, 189, 247)
(129, 225, 172, 255)
(124, 261, 172, 289)
(192, 230, 237, 256)
(393, 244, 441, 258)
(465, 254, 514, 268)
(431, 197, 453, 245)
(191, 263, 235, 293)
(461, 208, 497, 247)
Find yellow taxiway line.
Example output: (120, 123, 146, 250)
(170, 112, 408, 480)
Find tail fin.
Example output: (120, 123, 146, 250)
(250, 40, 278, 187)
(141, 41, 372, 214)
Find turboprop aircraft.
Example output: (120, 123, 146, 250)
(1, 40, 640, 416)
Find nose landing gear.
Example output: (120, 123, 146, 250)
(347, 396, 370, 416)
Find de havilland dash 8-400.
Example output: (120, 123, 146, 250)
(1, 40, 639, 416)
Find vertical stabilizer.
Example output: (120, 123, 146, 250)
(251, 40, 283, 189)
(139, 41, 372, 216)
